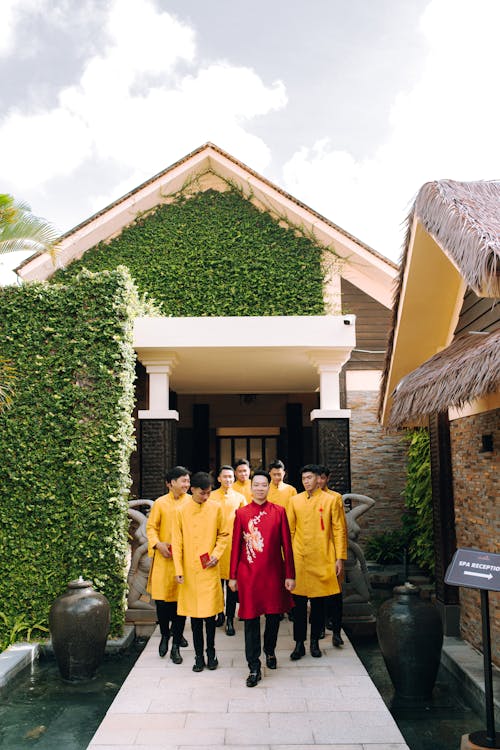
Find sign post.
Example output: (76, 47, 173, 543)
(445, 548, 500, 750)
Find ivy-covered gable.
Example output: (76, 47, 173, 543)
(53, 188, 325, 317)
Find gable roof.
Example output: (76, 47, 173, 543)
(380, 179, 500, 425)
(16, 142, 397, 307)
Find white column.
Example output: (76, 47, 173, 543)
(308, 349, 352, 420)
(138, 356, 179, 420)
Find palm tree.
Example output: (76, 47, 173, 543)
(0, 193, 59, 259)
(0, 194, 59, 412)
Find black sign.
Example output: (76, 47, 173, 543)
(445, 548, 500, 592)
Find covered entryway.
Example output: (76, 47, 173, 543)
(133, 314, 355, 497)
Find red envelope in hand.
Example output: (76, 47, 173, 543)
(200, 552, 211, 569)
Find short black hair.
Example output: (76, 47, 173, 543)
(300, 463, 321, 476)
(318, 465, 330, 477)
(218, 465, 234, 475)
(268, 459, 285, 471)
(165, 465, 191, 483)
(252, 469, 271, 483)
(190, 471, 213, 490)
(234, 458, 250, 469)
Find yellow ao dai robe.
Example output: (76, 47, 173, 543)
(146, 491, 189, 602)
(267, 481, 297, 514)
(233, 479, 252, 504)
(209, 487, 246, 579)
(288, 488, 347, 597)
(172, 498, 229, 618)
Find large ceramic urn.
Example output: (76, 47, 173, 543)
(49, 577, 110, 681)
(376, 582, 443, 700)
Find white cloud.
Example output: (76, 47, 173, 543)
(0, 0, 286, 232)
(282, 0, 500, 260)
(0, 0, 44, 56)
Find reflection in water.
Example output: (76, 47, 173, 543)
(353, 635, 484, 750)
(0, 639, 147, 750)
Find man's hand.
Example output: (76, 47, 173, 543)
(228, 579, 238, 592)
(175, 575, 184, 583)
(155, 541, 172, 559)
(205, 555, 218, 568)
(285, 578, 296, 591)
(335, 559, 345, 582)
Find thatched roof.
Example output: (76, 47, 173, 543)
(388, 330, 500, 427)
(379, 179, 500, 422)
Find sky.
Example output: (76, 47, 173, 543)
(1, 0, 499, 284)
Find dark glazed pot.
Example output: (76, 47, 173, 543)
(49, 577, 110, 682)
(376, 583, 443, 700)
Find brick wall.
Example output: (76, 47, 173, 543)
(346, 390, 408, 539)
(450, 408, 499, 667)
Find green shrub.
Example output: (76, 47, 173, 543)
(403, 429, 434, 574)
(364, 528, 409, 565)
(0, 268, 139, 644)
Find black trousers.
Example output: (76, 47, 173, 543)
(292, 594, 324, 642)
(155, 600, 186, 644)
(191, 616, 216, 656)
(221, 580, 239, 618)
(244, 614, 281, 672)
(325, 592, 343, 634)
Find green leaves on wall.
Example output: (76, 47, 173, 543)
(53, 189, 325, 317)
(0, 268, 139, 645)
(403, 429, 434, 574)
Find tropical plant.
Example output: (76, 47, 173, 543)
(0, 611, 49, 651)
(403, 429, 434, 574)
(0, 193, 59, 258)
(364, 528, 409, 565)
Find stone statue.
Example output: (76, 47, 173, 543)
(341, 493, 376, 634)
(127, 499, 155, 611)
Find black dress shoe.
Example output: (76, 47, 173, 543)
(179, 635, 188, 648)
(290, 641, 305, 661)
(170, 644, 182, 664)
(310, 639, 322, 658)
(325, 618, 334, 631)
(265, 653, 277, 669)
(332, 632, 344, 647)
(158, 635, 169, 657)
(225, 617, 235, 636)
(206, 649, 218, 670)
(192, 655, 205, 672)
(246, 669, 262, 687)
(215, 612, 225, 627)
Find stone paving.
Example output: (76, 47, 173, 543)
(86, 618, 409, 750)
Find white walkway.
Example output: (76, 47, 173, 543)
(87, 619, 409, 750)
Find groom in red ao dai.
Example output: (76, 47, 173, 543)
(229, 470, 295, 687)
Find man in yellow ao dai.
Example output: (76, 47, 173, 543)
(209, 465, 246, 635)
(233, 458, 252, 503)
(288, 463, 348, 660)
(267, 459, 297, 514)
(173, 471, 229, 672)
(146, 465, 190, 665)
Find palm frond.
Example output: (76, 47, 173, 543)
(0, 193, 59, 259)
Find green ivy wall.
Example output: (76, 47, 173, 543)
(53, 189, 326, 316)
(0, 268, 139, 645)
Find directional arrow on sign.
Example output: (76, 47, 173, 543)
(445, 548, 500, 592)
